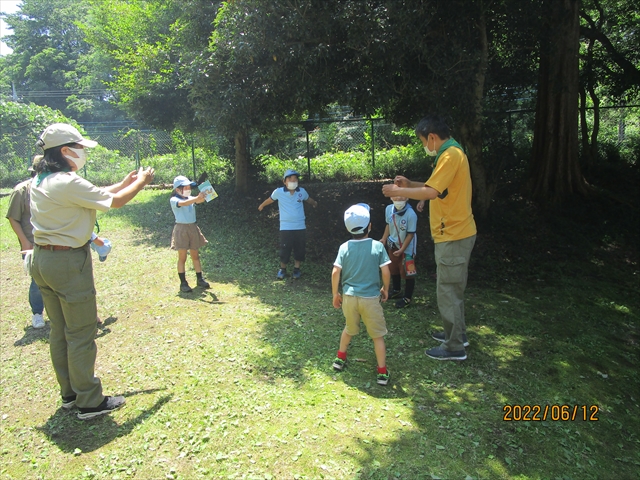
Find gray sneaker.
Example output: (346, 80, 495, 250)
(425, 346, 467, 361)
(431, 331, 469, 347)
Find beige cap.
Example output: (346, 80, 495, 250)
(37, 123, 98, 150)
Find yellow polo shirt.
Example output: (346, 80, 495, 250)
(425, 146, 476, 243)
(30, 172, 113, 248)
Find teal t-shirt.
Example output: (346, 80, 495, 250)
(334, 238, 391, 297)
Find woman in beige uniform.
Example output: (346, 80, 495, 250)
(30, 123, 155, 420)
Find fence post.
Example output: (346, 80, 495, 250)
(192, 134, 196, 180)
(302, 120, 315, 180)
(371, 119, 375, 169)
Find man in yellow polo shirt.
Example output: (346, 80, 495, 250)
(382, 115, 476, 360)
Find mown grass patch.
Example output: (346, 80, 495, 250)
(1, 185, 638, 479)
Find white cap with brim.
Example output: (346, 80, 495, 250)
(173, 175, 197, 189)
(37, 123, 98, 150)
(344, 203, 371, 234)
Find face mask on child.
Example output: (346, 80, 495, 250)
(182, 188, 191, 197)
(393, 200, 407, 211)
(287, 181, 298, 190)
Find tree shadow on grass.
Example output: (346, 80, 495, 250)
(98, 182, 639, 478)
(37, 390, 172, 454)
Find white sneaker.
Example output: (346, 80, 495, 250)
(32, 313, 45, 329)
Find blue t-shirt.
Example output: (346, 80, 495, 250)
(334, 238, 391, 297)
(170, 195, 196, 224)
(385, 204, 417, 256)
(270, 186, 310, 230)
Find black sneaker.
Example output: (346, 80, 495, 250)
(377, 371, 390, 385)
(395, 297, 411, 308)
(61, 395, 77, 410)
(180, 282, 193, 293)
(425, 346, 467, 361)
(197, 278, 210, 288)
(389, 290, 402, 299)
(77, 395, 126, 420)
(292, 268, 302, 279)
(431, 331, 470, 347)
(332, 358, 346, 371)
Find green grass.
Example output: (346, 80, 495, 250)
(0, 185, 638, 479)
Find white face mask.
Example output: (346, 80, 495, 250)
(182, 188, 191, 197)
(393, 201, 407, 210)
(66, 147, 87, 170)
(287, 181, 298, 190)
(424, 143, 437, 157)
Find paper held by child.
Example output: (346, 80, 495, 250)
(198, 180, 218, 202)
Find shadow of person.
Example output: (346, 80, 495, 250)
(96, 316, 118, 338)
(13, 323, 50, 347)
(36, 390, 172, 454)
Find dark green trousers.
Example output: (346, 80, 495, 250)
(31, 244, 104, 408)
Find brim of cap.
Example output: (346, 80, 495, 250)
(78, 138, 98, 148)
(176, 181, 197, 187)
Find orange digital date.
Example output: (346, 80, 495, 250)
(502, 404, 599, 421)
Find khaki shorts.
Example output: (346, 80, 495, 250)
(342, 295, 387, 338)
(171, 223, 208, 250)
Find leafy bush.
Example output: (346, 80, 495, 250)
(81, 148, 233, 187)
(256, 143, 427, 183)
(0, 101, 84, 187)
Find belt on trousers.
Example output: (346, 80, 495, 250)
(36, 243, 88, 251)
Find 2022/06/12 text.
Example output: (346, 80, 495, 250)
(502, 404, 599, 422)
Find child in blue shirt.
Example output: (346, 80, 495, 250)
(170, 175, 209, 292)
(258, 169, 318, 279)
(380, 196, 418, 308)
(332, 204, 391, 385)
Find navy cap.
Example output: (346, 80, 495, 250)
(283, 169, 300, 180)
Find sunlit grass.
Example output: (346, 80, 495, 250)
(1, 187, 638, 479)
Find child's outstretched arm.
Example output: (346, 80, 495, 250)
(258, 197, 275, 211)
(306, 197, 318, 208)
(331, 266, 342, 308)
(379, 264, 390, 302)
(178, 192, 205, 207)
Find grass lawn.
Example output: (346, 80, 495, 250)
(0, 183, 638, 479)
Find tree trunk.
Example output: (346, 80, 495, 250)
(529, 0, 589, 201)
(459, 14, 493, 218)
(234, 128, 249, 194)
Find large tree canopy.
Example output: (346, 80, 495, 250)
(3, 0, 637, 205)
(1, 0, 123, 121)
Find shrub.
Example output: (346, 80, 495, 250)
(256, 144, 427, 183)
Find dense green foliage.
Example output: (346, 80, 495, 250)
(0, 0, 124, 122)
(0, 101, 83, 184)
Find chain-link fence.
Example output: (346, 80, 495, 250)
(1, 117, 406, 187)
(2, 107, 638, 188)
